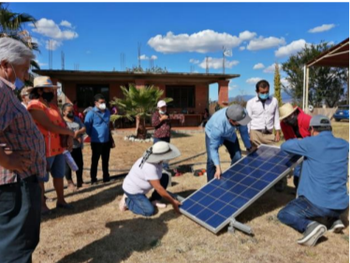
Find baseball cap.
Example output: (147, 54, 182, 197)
(309, 115, 331, 127)
(157, 100, 167, 108)
(226, 104, 251, 126)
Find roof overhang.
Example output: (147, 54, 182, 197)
(33, 70, 240, 85)
(306, 38, 349, 68)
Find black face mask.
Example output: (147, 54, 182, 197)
(42, 91, 54, 103)
(285, 114, 298, 126)
(67, 112, 74, 119)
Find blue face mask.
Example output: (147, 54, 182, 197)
(10, 63, 25, 90)
(258, 93, 269, 100)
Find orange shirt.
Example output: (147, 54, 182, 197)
(27, 99, 65, 157)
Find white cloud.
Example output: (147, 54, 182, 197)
(247, 36, 286, 51)
(281, 78, 290, 88)
(60, 20, 72, 28)
(139, 54, 149, 60)
(308, 24, 335, 33)
(246, 77, 262, 85)
(253, 63, 264, 70)
(239, 46, 246, 51)
(263, 63, 282, 73)
(31, 37, 40, 45)
(148, 30, 242, 54)
(139, 54, 158, 60)
(239, 30, 257, 41)
(275, 39, 307, 57)
(32, 18, 78, 41)
(35, 59, 47, 67)
(45, 39, 62, 50)
(189, 59, 200, 64)
(229, 83, 238, 91)
(198, 57, 239, 69)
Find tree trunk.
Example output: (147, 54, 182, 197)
(136, 117, 147, 139)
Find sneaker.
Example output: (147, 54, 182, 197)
(119, 194, 127, 211)
(328, 219, 345, 233)
(152, 200, 167, 209)
(297, 222, 327, 246)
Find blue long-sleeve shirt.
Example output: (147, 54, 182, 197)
(205, 107, 251, 166)
(84, 107, 111, 143)
(281, 131, 349, 210)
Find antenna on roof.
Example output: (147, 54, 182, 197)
(48, 40, 53, 69)
(61, 51, 65, 70)
(206, 56, 209, 74)
(222, 46, 225, 74)
(120, 52, 125, 71)
(138, 42, 141, 68)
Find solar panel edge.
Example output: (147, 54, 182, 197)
(180, 145, 303, 234)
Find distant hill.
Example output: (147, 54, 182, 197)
(229, 92, 292, 103)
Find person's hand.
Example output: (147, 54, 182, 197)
(172, 199, 181, 214)
(274, 132, 281, 142)
(74, 131, 80, 139)
(214, 166, 221, 180)
(247, 146, 257, 154)
(2, 150, 32, 173)
(160, 115, 168, 121)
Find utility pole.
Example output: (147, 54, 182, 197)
(206, 56, 209, 74)
(138, 42, 141, 69)
(61, 51, 65, 70)
(222, 46, 225, 74)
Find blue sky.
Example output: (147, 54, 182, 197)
(10, 2, 349, 100)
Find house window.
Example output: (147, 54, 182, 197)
(76, 85, 110, 108)
(166, 85, 195, 108)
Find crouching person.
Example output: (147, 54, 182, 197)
(277, 115, 349, 246)
(119, 141, 181, 216)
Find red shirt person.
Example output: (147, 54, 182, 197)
(279, 103, 312, 187)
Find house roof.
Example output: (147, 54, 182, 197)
(33, 70, 240, 84)
(306, 38, 349, 68)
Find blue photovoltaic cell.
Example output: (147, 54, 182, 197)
(180, 145, 302, 234)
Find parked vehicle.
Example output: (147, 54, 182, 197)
(333, 105, 349, 121)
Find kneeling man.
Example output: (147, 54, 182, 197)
(278, 115, 349, 246)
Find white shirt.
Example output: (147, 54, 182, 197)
(246, 96, 281, 132)
(122, 157, 163, 194)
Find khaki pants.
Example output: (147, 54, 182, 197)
(250, 129, 275, 147)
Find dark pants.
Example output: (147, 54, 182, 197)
(65, 147, 84, 187)
(278, 196, 346, 233)
(0, 176, 41, 263)
(90, 142, 111, 183)
(125, 173, 169, 216)
(206, 134, 242, 182)
(153, 137, 170, 143)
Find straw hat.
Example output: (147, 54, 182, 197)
(279, 103, 298, 121)
(140, 142, 180, 167)
(28, 76, 58, 92)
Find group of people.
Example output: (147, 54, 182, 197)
(120, 79, 349, 248)
(0, 37, 348, 263)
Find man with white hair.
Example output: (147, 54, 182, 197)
(278, 115, 349, 246)
(0, 37, 46, 262)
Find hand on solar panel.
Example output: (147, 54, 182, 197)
(214, 165, 221, 179)
(247, 146, 257, 154)
(172, 200, 181, 214)
(274, 131, 281, 142)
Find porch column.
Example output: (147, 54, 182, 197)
(135, 79, 146, 89)
(218, 80, 229, 105)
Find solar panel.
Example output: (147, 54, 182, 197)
(180, 145, 302, 234)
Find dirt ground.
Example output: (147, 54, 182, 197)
(34, 121, 349, 263)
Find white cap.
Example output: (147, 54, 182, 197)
(157, 100, 167, 108)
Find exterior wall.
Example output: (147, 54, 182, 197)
(218, 80, 229, 105)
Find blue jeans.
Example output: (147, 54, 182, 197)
(40, 154, 66, 182)
(0, 176, 41, 263)
(153, 137, 170, 170)
(124, 173, 169, 217)
(277, 196, 345, 233)
(206, 134, 241, 182)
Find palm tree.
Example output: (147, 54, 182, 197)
(110, 84, 173, 139)
(0, 3, 39, 70)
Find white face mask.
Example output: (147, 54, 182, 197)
(159, 110, 166, 115)
(98, 103, 106, 110)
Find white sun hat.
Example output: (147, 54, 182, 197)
(157, 100, 167, 108)
(139, 141, 181, 168)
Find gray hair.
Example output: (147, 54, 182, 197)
(0, 37, 35, 65)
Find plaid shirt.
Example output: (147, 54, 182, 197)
(0, 78, 46, 185)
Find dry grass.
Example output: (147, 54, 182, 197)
(34, 122, 349, 263)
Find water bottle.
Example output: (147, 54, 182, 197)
(63, 150, 79, 171)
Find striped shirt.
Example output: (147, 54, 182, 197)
(0, 78, 46, 185)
